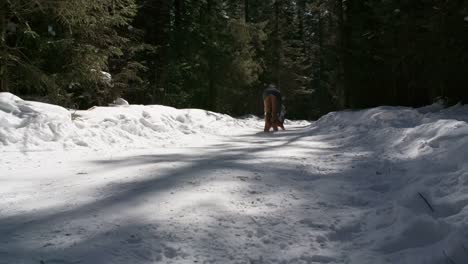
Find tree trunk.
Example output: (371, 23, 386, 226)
(174, 0, 181, 30)
(150, 0, 170, 104)
(244, 0, 249, 23)
(318, 12, 323, 94)
(274, 0, 281, 87)
(336, 0, 346, 108)
(173, 0, 184, 57)
(206, 0, 217, 111)
(0, 1, 8, 92)
(298, 0, 306, 54)
(343, 0, 360, 107)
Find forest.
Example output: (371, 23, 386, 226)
(1, 0, 467, 119)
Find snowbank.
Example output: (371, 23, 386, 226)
(1, 93, 467, 263)
(0, 93, 263, 151)
(0, 93, 74, 150)
(313, 104, 468, 264)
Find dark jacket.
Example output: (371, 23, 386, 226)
(262, 87, 282, 107)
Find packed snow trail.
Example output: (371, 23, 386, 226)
(0, 128, 345, 263)
(1, 94, 468, 263)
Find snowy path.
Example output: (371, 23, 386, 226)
(1, 125, 381, 264)
(2, 96, 468, 264)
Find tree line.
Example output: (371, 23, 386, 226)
(1, 0, 467, 119)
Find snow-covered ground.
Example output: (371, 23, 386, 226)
(1, 92, 468, 264)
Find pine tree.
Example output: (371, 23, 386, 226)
(0, 0, 138, 108)
(53, 0, 138, 107)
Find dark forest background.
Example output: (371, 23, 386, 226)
(1, 0, 467, 119)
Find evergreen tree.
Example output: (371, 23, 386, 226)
(2, 0, 468, 117)
(0, 0, 138, 108)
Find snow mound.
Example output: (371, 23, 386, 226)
(315, 106, 424, 129)
(0, 93, 73, 149)
(311, 104, 468, 264)
(109, 97, 130, 106)
(0, 93, 263, 151)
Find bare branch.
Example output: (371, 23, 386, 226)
(418, 192, 435, 213)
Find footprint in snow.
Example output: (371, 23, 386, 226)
(126, 234, 142, 244)
(236, 176, 249, 181)
(163, 246, 179, 259)
(298, 219, 328, 229)
(39, 259, 81, 264)
(301, 255, 337, 263)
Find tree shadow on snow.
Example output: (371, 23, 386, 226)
(1, 125, 466, 264)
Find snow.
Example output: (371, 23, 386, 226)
(110, 98, 130, 106)
(0, 92, 276, 151)
(1, 93, 468, 264)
